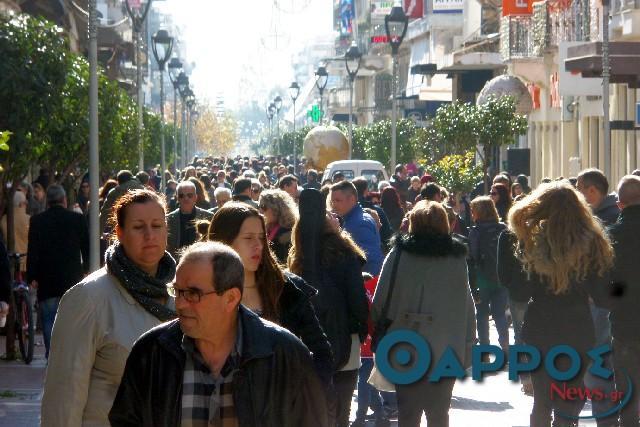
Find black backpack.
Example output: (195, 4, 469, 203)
(475, 222, 506, 284)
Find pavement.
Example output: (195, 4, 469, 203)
(0, 325, 605, 427)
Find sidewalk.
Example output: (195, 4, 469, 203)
(0, 334, 45, 427)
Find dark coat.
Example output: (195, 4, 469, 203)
(594, 194, 621, 226)
(279, 273, 334, 383)
(607, 204, 640, 344)
(26, 206, 89, 301)
(109, 305, 329, 427)
(496, 230, 533, 303)
(270, 226, 292, 266)
(0, 240, 10, 303)
(166, 207, 213, 258)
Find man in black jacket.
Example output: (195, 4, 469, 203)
(608, 175, 640, 426)
(110, 242, 328, 427)
(26, 185, 89, 358)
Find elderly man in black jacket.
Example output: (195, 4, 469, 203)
(607, 175, 640, 427)
(166, 181, 213, 259)
(109, 241, 328, 427)
(26, 185, 89, 359)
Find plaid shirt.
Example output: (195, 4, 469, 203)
(181, 319, 242, 427)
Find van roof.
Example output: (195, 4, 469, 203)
(325, 160, 384, 168)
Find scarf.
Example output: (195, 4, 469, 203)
(105, 243, 177, 321)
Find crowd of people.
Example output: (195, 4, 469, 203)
(0, 154, 639, 427)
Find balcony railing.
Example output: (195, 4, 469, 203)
(500, 15, 534, 60)
(328, 87, 351, 109)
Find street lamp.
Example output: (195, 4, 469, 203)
(168, 57, 183, 173)
(289, 81, 300, 174)
(345, 41, 362, 160)
(178, 77, 190, 170)
(267, 103, 276, 154)
(315, 66, 329, 124)
(274, 95, 283, 154)
(151, 29, 174, 193)
(124, 0, 153, 172)
(385, 1, 408, 174)
(185, 90, 196, 166)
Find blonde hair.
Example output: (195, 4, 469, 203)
(408, 201, 450, 236)
(470, 196, 499, 223)
(258, 189, 298, 229)
(508, 181, 613, 294)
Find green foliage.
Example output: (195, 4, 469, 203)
(428, 152, 484, 194)
(278, 125, 313, 157)
(0, 131, 10, 152)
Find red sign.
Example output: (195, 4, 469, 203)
(404, 0, 424, 18)
(502, 0, 532, 15)
(371, 35, 390, 44)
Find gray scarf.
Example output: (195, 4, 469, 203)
(105, 243, 176, 321)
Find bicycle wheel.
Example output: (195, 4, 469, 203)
(16, 292, 34, 364)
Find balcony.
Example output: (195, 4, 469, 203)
(328, 87, 351, 110)
(500, 15, 534, 60)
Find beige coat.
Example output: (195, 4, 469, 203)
(41, 267, 174, 427)
(1, 207, 29, 270)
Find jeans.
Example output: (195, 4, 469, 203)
(583, 303, 617, 426)
(396, 378, 455, 427)
(509, 298, 531, 384)
(356, 358, 384, 420)
(40, 297, 60, 359)
(475, 286, 509, 346)
(613, 339, 640, 427)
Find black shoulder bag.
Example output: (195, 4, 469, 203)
(370, 248, 402, 352)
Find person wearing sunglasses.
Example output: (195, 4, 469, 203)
(167, 181, 213, 259)
(110, 241, 328, 427)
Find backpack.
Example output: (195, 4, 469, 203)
(475, 222, 506, 284)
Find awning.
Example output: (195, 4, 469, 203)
(406, 38, 430, 97)
(418, 74, 453, 101)
(565, 42, 640, 87)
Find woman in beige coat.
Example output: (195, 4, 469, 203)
(41, 189, 176, 426)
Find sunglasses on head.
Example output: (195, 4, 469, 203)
(178, 193, 195, 199)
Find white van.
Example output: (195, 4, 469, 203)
(321, 160, 389, 191)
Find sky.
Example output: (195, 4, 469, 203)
(161, 0, 335, 111)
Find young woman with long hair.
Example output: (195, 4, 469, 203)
(490, 182, 512, 222)
(380, 186, 405, 232)
(288, 189, 369, 427)
(206, 203, 333, 385)
(507, 182, 613, 427)
(258, 189, 298, 265)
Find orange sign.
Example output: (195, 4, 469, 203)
(503, 0, 533, 15)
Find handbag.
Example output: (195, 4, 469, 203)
(367, 359, 396, 392)
(370, 247, 402, 352)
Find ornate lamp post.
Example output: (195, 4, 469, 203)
(124, 0, 153, 172)
(151, 29, 174, 192)
(315, 66, 329, 124)
(168, 58, 183, 172)
(345, 41, 362, 160)
(385, 1, 408, 173)
(288, 81, 300, 174)
(267, 103, 276, 154)
(274, 95, 283, 154)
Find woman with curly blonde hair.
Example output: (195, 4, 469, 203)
(258, 189, 298, 264)
(506, 181, 613, 427)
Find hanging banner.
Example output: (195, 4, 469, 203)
(404, 0, 424, 18)
(502, 0, 533, 16)
(372, 1, 395, 16)
(433, 0, 463, 13)
(339, 0, 355, 35)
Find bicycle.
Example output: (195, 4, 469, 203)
(8, 253, 34, 364)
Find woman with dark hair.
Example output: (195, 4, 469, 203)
(98, 179, 118, 211)
(380, 186, 405, 232)
(187, 176, 211, 210)
(77, 180, 91, 215)
(199, 174, 216, 208)
(372, 201, 476, 426)
(42, 189, 176, 425)
(207, 203, 333, 386)
(490, 182, 512, 222)
(289, 189, 369, 427)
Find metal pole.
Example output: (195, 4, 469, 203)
(348, 77, 354, 160)
(186, 109, 192, 165)
(159, 70, 166, 192)
(292, 100, 297, 175)
(390, 54, 397, 173)
(276, 111, 280, 155)
(88, 0, 100, 271)
(173, 87, 178, 174)
(136, 30, 144, 172)
(319, 91, 324, 125)
(181, 103, 187, 170)
(602, 0, 611, 179)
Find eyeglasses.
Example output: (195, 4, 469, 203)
(166, 283, 222, 303)
(178, 193, 195, 199)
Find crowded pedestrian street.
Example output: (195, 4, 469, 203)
(2, 0, 640, 426)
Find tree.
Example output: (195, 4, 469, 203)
(428, 152, 484, 195)
(278, 125, 313, 158)
(193, 105, 237, 157)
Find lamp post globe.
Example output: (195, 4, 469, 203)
(385, 0, 408, 174)
(152, 29, 174, 193)
(345, 41, 362, 160)
(315, 66, 329, 123)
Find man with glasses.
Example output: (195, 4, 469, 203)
(167, 181, 213, 259)
(110, 242, 328, 427)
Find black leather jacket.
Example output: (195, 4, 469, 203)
(109, 305, 329, 427)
